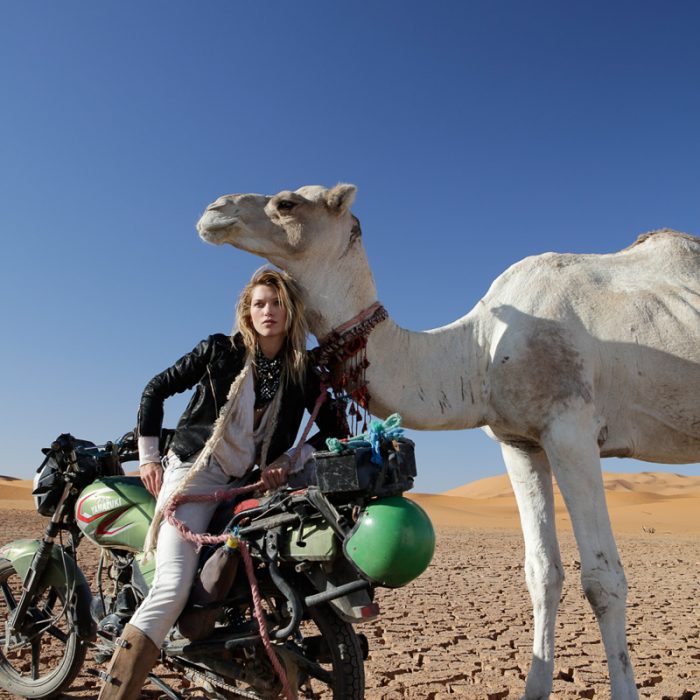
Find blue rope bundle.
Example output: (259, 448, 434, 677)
(326, 413, 404, 464)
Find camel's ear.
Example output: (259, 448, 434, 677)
(325, 184, 357, 215)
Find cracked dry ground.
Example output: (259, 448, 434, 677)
(365, 528, 699, 699)
(0, 511, 698, 699)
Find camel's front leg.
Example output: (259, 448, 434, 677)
(542, 417, 638, 700)
(501, 443, 563, 700)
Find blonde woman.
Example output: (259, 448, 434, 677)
(99, 267, 345, 699)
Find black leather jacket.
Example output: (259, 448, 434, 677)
(137, 333, 346, 463)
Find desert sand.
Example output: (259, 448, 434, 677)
(0, 473, 698, 699)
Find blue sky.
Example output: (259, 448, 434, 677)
(1, 1, 698, 492)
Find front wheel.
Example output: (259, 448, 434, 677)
(0, 559, 86, 699)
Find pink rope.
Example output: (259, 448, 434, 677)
(163, 481, 262, 545)
(239, 538, 294, 700)
(288, 387, 328, 466)
(164, 483, 294, 699)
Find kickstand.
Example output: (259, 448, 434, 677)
(85, 669, 183, 700)
(147, 672, 184, 700)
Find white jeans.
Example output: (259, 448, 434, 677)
(130, 454, 231, 646)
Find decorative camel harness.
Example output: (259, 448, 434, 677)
(163, 302, 388, 699)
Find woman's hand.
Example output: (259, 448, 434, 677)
(140, 462, 163, 498)
(261, 455, 291, 491)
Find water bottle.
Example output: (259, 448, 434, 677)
(178, 535, 240, 640)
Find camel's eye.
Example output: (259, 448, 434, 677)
(277, 199, 297, 212)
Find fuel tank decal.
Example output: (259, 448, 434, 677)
(75, 477, 154, 551)
(93, 509, 136, 538)
(76, 486, 129, 524)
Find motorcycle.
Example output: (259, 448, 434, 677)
(0, 429, 434, 699)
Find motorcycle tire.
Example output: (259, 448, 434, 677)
(0, 559, 87, 699)
(298, 603, 364, 700)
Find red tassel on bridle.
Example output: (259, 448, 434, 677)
(313, 302, 388, 435)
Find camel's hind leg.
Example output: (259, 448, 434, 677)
(542, 416, 638, 700)
(501, 443, 563, 700)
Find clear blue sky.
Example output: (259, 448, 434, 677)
(1, 2, 698, 492)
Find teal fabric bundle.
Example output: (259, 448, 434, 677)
(326, 413, 404, 464)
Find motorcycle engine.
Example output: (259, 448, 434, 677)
(92, 586, 139, 639)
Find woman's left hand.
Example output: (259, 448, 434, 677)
(261, 455, 290, 490)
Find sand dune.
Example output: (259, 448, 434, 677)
(444, 470, 700, 498)
(408, 489, 700, 534)
(424, 471, 700, 534)
(2, 470, 698, 534)
(0, 478, 38, 510)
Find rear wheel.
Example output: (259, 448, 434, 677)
(294, 603, 364, 700)
(181, 599, 365, 699)
(0, 559, 86, 699)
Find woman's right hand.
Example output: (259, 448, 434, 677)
(261, 454, 291, 491)
(140, 462, 163, 498)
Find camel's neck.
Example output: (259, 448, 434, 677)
(358, 315, 489, 430)
(283, 245, 379, 338)
(283, 243, 489, 430)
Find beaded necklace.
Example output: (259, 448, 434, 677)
(254, 345, 283, 407)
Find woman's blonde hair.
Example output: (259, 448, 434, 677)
(234, 267, 308, 385)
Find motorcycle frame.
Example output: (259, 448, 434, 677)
(0, 433, 382, 688)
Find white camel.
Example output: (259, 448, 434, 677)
(196, 184, 700, 699)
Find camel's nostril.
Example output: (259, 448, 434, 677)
(207, 196, 232, 212)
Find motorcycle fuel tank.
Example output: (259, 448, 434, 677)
(76, 476, 155, 552)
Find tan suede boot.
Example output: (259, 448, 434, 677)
(97, 624, 160, 700)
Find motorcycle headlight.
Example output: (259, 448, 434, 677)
(32, 455, 63, 516)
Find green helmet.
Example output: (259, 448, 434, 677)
(343, 496, 435, 587)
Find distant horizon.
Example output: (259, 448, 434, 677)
(3, 466, 700, 495)
(3, 467, 700, 537)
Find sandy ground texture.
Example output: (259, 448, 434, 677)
(0, 473, 698, 699)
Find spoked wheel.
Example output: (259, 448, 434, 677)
(0, 559, 86, 699)
(183, 599, 365, 700)
(291, 603, 364, 700)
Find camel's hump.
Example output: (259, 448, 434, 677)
(480, 226, 699, 308)
(624, 228, 699, 251)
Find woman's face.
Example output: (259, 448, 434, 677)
(250, 284, 288, 341)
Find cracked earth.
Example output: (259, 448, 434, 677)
(0, 511, 697, 699)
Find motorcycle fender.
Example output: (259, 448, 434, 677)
(0, 539, 96, 640)
(305, 559, 379, 624)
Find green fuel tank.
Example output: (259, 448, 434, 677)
(75, 476, 155, 553)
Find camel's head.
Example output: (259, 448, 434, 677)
(196, 184, 359, 270)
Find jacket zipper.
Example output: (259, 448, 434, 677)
(207, 366, 219, 417)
